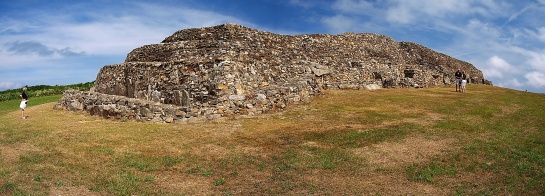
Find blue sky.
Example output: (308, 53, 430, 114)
(1, 0, 545, 93)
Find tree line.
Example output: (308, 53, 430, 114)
(0, 82, 94, 102)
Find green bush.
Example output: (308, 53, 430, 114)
(0, 82, 94, 102)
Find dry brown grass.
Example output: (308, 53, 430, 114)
(1, 85, 544, 195)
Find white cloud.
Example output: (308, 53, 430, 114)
(288, 0, 315, 9)
(321, 15, 356, 33)
(524, 71, 545, 88)
(466, 19, 503, 39)
(483, 68, 504, 79)
(528, 52, 545, 72)
(504, 3, 534, 25)
(518, 27, 545, 46)
(385, 4, 415, 24)
(538, 27, 545, 42)
(483, 56, 519, 79)
(0, 81, 23, 91)
(45, 21, 165, 55)
(332, 0, 375, 15)
(1, 2, 246, 56)
(0, 51, 50, 69)
(382, 0, 504, 24)
(509, 78, 525, 87)
(0, 1, 252, 90)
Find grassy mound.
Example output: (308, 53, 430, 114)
(0, 85, 544, 195)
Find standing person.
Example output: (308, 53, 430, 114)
(454, 68, 462, 92)
(19, 86, 28, 119)
(461, 71, 467, 93)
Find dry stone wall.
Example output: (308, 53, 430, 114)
(55, 23, 491, 123)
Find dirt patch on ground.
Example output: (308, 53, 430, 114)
(0, 143, 40, 165)
(49, 185, 105, 196)
(355, 136, 456, 169)
(152, 173, 216, 195)
(330, 135, 458, 194)
(301, 169, 446, 195)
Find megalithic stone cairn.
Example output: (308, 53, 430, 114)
(54, 23, 492, 123)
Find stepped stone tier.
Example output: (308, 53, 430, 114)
(55, 23, 491, 123)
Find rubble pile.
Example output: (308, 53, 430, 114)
(55, 23, 491, 123)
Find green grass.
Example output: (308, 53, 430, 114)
(0, 82, 93, 102)
(0, 85, 544, 195)
(406, 161, 458, 182)
(19, 151, 45, 164)
(0, 95, 61, 116)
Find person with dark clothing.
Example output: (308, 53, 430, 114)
(19, 86, 28, 119)
(455, 69, 462, 92)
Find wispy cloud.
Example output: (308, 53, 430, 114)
(321, 15, 356, 33)
(288, 0, 322, 9)
(503, 3, 535, 26)
(524, 72, 545, 88)
(331, 0, 376, 15)
(0, 81, 23, 91)
(527, 51, 545, 73)
(5, 41, 84, 57)
(538, 27, 545, 42)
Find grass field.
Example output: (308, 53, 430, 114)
(0, 85, 544, 195)
(0, 95, 61, 116)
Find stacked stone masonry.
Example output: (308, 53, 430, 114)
(55, 23, 492, 123)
